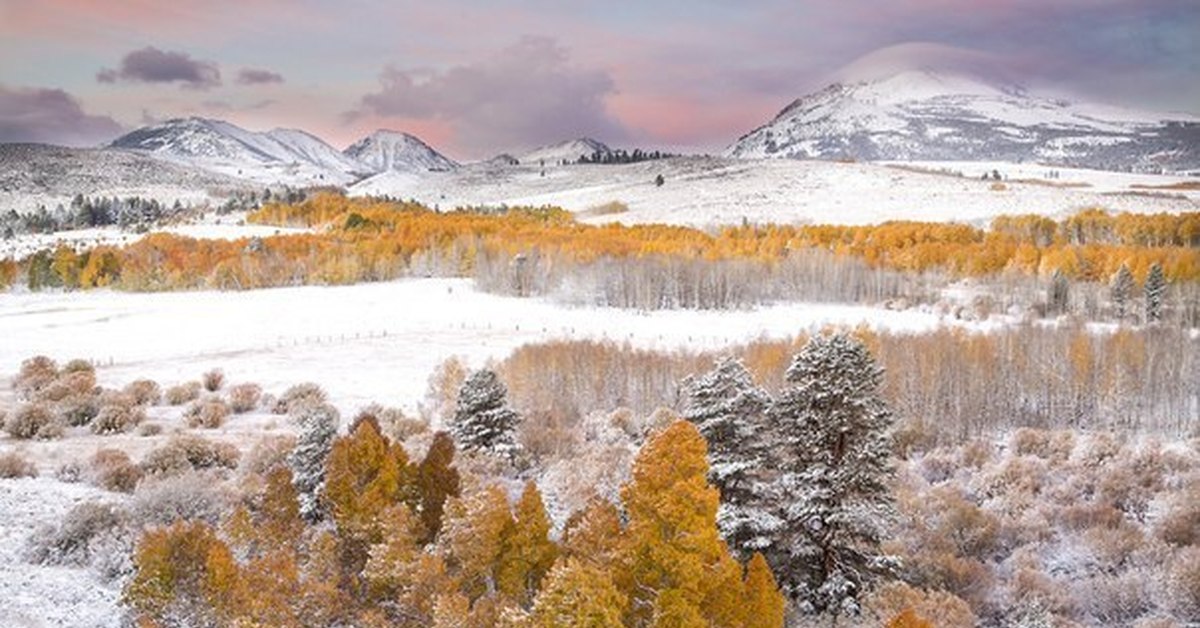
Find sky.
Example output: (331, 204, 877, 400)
(0, 0, 1196, 159)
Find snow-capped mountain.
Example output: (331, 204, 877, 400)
(726, 69, 1200, 173)
(521, 138, 612, 165)
(343, 130, 458, 173)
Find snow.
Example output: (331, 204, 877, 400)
(0, 279, 973, 415)
(0, 478, 123, 628)
(519, 138, 612, 166)
(349, 156, 1197, 229)
(343, 130, 458, 173)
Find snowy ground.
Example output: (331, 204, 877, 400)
(0, 278, 982, 415)
(349, 156, 1198, 228)
(0, 478, 123, 628)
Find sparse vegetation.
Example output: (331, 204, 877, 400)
(0, 450, 38, 478)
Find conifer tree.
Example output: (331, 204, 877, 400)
(450, 369, 522, 460)
(528, 558, 626, 627)
(744, 552, 787, 628)
(1145, 262, 1166, 323)
(416, 431, 462, 543)
(680, 356, 778, 558)
(767, 333, 898, 616)
(1109, 263, 1135, 321)
(497, 482, 559, 607)
(288, 402, 339, 522)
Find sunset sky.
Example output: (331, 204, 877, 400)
(0, 0, 1196, 158)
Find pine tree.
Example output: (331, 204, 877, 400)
(1110, 263, 1134, 321)
(680, 356, 778, 559)
(1145, 262, 1166, 323)
(288, 402, 339, 522)
(767, 333, 898, 616)
(450, 369, 521, 460)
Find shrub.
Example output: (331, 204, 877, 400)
(131, 470, 231, 526)
(141, 434, 240, 476)
(1164, 547, 1200, 620)
(58, 393, 101, 427)
(184, 397, 230, 429)
(163, 381, 202, 406)
(61, 358, 95, 375)
(0, 450, 37, 478)
(4, 403, 64, 440)
(201, 369, 225, 392)
(138, 423, 163, 437)
(867, 582, 976, 628)
(91, 448, 143, 493)
(227, 383, 262, 413)
(90, 399, 147, 435)
(14, 355, 58, 399)
(123, 380, 162, 406)
(37, 369, 97, 403)
(240, 435, 296, 477)
(274, 382, 327, 415)
(56, 460, 83, 483)
(24, 501, 123, 567)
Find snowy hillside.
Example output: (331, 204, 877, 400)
(726, 68, 1200, 174)
(108, 117, 368, 186)
(343, 130, 458, 173)
(349, 156, 1198, 228)
(520, 138, 612, 165)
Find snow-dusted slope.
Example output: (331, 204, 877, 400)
(726, 69, 1200, 173)
(521, 138, 612, 165)
(108, 117, 367, 186)
(343, 130, 458, 173)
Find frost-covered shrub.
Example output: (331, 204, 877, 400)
(4, 402, 64, 439)
(0, 450, 37, 478)
(1073, 571, 1153, 624)
(37, 369, 97, 403)
(240, 435, 296, 477)
(141, 434, 239, 476)
(58, 393, 101, 427)
(184, 397, 230, 429)
(90, 398, 146, 434)
(138, 423, 163, 437)
(163, 381, 202, 406)
(201, 368, 225, 392)
(866, 582, 976, 628)
(1164, 547, 1200, 620)
(56, 460, 83, 483)
(1011, 428, 1075, 462)
(274, 382, 327, 415)
(123, 379, 162, 406)
(131, 470, 230, 526)
(356, 403, 424, 442)
(14, 355, 58, 399)
(227, 383, 262, 413)
(91, 448, 143, 493)
(61, 358, 94, 375)
(24, 501, 123, 567)
(1156, 481, 1200, 547)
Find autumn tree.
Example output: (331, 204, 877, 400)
(439, 484, 515, 603)
(528, 558, 627, 627)
(124, 520, 246, 627)
(416, 431, 462, 543)
(744, 552, 787, 628)
(496, 482, 559, 607)
(617, 420, 749, 627)
(680, 356, 777, 558)
(767, 333, 899, 616)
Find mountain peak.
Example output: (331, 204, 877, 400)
(521, 137, 613, 164)
(343, 130, 457, 172)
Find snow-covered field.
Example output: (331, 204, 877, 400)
(349, 156, 1198, 228)
(0, 278, 977, 415)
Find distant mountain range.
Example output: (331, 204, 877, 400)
(725, 69, 1200, 173)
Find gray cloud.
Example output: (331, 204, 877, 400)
(0, 85, 124, 146)
(97, 46, 221, 89)
(236, 68, 284, 85)
(350, 36, 627, 155)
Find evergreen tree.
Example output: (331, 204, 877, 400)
(450, 369, 521, 460)
(496, 482, 559, 607)
(288, 402, 339, 523)
(1110, 263, 1134, 321)
(680, 356, 779, 558)
(1145, 262, 1166, 323)
(416, 431, 461, 543)
(767, 333, 898, 616)
(1048, 269, 1070, 315)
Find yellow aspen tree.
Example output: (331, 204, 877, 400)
(496, 481, 559, 606)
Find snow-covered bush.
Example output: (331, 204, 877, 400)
(131, 470, 231, 526)
(13, 355, 58, 399)
(57, 392, 101, 426)
(184, 397, 230, 429)
(25, 501, 124, 567)
(202, 368, 225, 392)
(163, 381, 202, 406)
(141, 434, 239, 476)
(91, 448, 143, 493)
(227, 383, 262, 413)
(138, 422, 163, 436)
(274, 382, 327, 415)
(0, 450, 37, 478)
(240, 434, 296, 476)
(56, 460, 83, 483)
(90, 398, 147, 434)
(4, 402, 64, 439)
(1156, 480, 1200, 547)
(123, 379, 162, 406)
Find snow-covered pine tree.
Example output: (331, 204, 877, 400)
(1110, 263, 1134, 321)
(767, 333, 898, 616)
(680, 356, 779, 558)
(1144, 262, 1166, 323)
(288, 402, 339, 522)
(450, 369, 521, 460)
